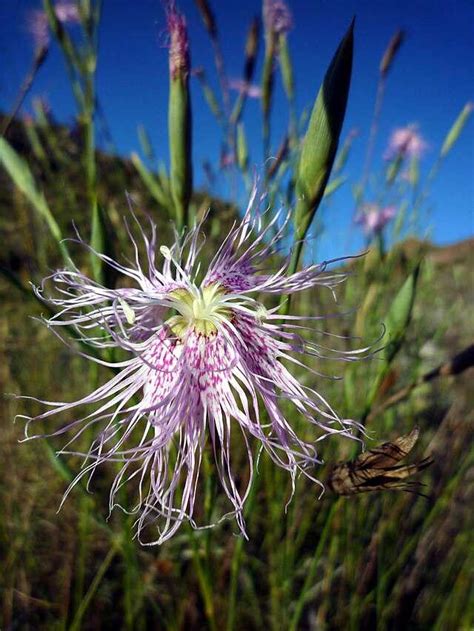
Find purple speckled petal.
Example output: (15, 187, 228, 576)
(23, 186, 368, 544)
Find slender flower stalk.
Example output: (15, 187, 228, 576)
(21, 188, 365, 544)
(167, 1, 193, 230)
(261, 0, 292, 163)
(230, 18, 260, 128)
(360, 30, 404, 193)
(195, 0, 231, 129)
(2, 1, 81, 138)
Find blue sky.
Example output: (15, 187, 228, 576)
(1, 0, 473, 260)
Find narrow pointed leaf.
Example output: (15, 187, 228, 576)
(0, 137, 71, 265)
(236, 123, 249, 172)
(137, 124, 155, 162)
(323, 175, 347, 198)
(278, 33, 294, 100)
(383, 263, 420, 364)
(366, 264, 421, 407)
(440, 102, 473, 158)
(131, 152, 169, 209)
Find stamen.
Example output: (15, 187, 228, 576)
(119, 297, 136, 325)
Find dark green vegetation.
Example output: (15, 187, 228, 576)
(1, 117, 473, 630)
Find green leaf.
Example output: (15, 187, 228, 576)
(137, 124, 155, 163)
(90, 203, 118, 287)
(0, 137, 71, 265)
(236, 123, 249, 172)
(90, 203, 104, 283)
(366, 264, 421, 408)
(382, 263, 420, 364)
(408, 155, 420, 187)
(323, 175, 347, 198)
(131, 152, 169, 209)
(333, 130, 357, 174)
(386, 153, 403, 185)
(365, 264, 420, 408)
(169, 76, 193, 230)
(440, 102, 473, 158)
(278, 33, 294, 101)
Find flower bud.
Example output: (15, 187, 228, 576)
(194, 0, 217, 38)
(244, 17, 260, 83)
(440, 102, 473, 158)
(167, 2, 190, 80)
(294, 19, 354, 240)
(379, 29, 404, 77)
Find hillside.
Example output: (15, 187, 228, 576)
(1, 114, 473, 630)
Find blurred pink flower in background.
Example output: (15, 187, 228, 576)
(219, 146, 235, 170)
(355, 203, 397, 236)
(54, 0, 80, 23)
(229, 79, 262, 99)
(384, 124, 427, 160)
(28, 1, 80, 51)
(28, 10, 50, 50)
(263, 0, 293, 35)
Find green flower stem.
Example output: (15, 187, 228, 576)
(261, 34, 276, 165)
(169, 77, 193, 231)
(0, 47, 48, 138)
(43, 0, 85, 108)
(278, 34, 297, 143)
(359, 463, 470, 619)
(279, 238, 304, 316)
(289, 500, 340, 631)
(69, 545, 118, 631)
(0, 138, 73, 268)
(226, 452, 260, 631)
(190, 531, 218, 631)
(73, 495, 92, 616)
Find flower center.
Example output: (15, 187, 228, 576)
(167, 283, 230, 337)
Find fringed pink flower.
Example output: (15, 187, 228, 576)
(384, 124, 427, 160)
(229, 79, 262, 99)
(263, 0, 293, 35)
(355, 203, 396, 237)
(21, 189, 365, 544)
(28, 1, 80, 51)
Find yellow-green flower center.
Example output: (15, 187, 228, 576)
(167, 283, 230, 337)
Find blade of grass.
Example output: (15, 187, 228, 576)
(0, 138, 72, 266)
(68, 545, 118, 631)
(289, 499, 340, 631)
